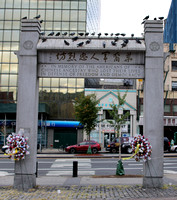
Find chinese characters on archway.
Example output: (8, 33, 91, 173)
(56, 51, 133, 63)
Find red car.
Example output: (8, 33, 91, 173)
(65, 140, 101, 154)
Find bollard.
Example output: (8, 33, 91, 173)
(73, 161, 78, 177)
(35, 161, 38, 177)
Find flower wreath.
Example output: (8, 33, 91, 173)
(131, 135, 152, 162)
(3, 132, 30, 161)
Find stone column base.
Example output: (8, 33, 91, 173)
(14, 174, 36, 191)
(143, 176, 163, 188)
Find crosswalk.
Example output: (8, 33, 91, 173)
(1, 158, 177, 176)
(46, 159, 95, 176)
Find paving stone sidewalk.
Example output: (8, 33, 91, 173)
(0, 185, 177, 200)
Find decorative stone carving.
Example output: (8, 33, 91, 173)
(23, 40, 33, 50)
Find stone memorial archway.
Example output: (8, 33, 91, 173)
(15, 20, 163, 190)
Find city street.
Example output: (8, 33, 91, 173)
(1, 156, 177, 177)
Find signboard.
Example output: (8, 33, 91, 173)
(38, 51, 145, 79)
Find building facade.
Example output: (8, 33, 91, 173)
(164, 0, 177, 44)
(0, 0, 101, 147)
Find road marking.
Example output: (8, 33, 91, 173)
(46, 171, 95, 176)
(164, 170, 177, 174)
(0, 171, 14, 176)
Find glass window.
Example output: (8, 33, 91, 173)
(13, 10, 21, 20)
(79, 2, 86, 9)
(0, 86, 8, 92)
(164, 105, 170, 112)
(3, 30, 11, 41)
(1, 74, 9, 86)
(140, 105, 143, 115)
(0, 21, 4, 29)
(62, 10, 70, 21)
(42, 87, 50, 93)
(53, 22, 61, 30)
(78, 22, 85, 31)
(172, 81, 177, 91)
(11, 42, 19, 51)
(54, 1, 62, 8)
(173, 105, 177, 112)
(172, 61, 177, 71)
(38, 1, 46, 9)
(63, 1, 70, 9)
(76, 78, 84, 87)
(70, 10, 78, 21)
(39, 78, 42, 87)
(68, 88, 76, 93)
(21, 9, 29, 19)
(0, 10, 5, 20)
(0, 31, 3, 41)
(2, 52, 10, 62)
(30, 0, 37, 8)
(3, 43, 11, 50)
(14, 0, 21, 8)
(60, 88, 67, 94)
(29, 10, 37, 19)
(43, 78, 51, 87)
(12, 30, 19, 41)
(9, 87, 17, 101)
(4, 21, 12, 29)
(9, 75, 17, 86)
(1, 0, 5, 6)
(68, 78, 76, 87)
(5, 10, 13, 20)
(10, 64, 18, 73)
(62, 22, 69, 30)
(76, 88, 84, 93)
(46, 10, 53, 20)
(22, 0, 29, 8)
(12, 21, 20, 30)
(46, 1, 53, 9)
(5, 0, 13, 8)
(60, 78, 67, 87)
(71, 1, 78, 9)
(1, 64, 9, 73)
(54, 10, 61, 20)
(70, 22, 77, 30)
(45, 22, 53, 30)
(78, 11, 86, 21)
(51, 78, 59, 87)
(39, 10, 45, 19)
(10, 52, 18, 63)
(51, 88, 59, 93)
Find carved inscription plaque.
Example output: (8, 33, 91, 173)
(38, 64, 144, 78)
(38, 51, 145, 79)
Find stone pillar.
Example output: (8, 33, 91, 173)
(14, 19, 40, 190)
(143, 20, 164, 188)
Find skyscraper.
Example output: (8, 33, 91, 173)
(0, 0, 101, 147)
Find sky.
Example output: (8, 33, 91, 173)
(100, 0, 172, 37)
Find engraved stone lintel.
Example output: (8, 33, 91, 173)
(38, 64, 145, 79)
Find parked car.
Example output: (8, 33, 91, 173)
(170, 145, 177, 152)
(164, 137, 171, 152)
(106, 137, 133, 154)
(65, 140, 101, 154)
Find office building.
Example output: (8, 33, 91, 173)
(0, 0, 101, 147)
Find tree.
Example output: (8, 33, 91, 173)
(108, 91, 130, 159)
(74, 93, 101, 140)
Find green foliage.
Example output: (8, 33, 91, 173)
(108, 91, 130, 137)
(74, 94, 101, 138)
